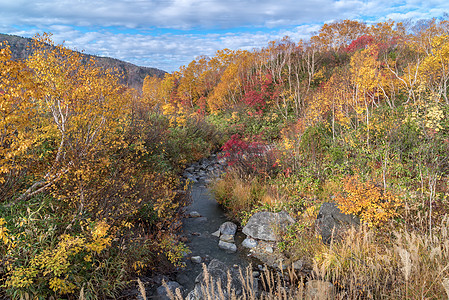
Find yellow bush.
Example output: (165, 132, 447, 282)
(337, 175, 402, 227)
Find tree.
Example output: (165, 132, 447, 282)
(0, 43, 34, 198)
(17, 34, 129, 203)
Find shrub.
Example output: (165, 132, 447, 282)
(336, 175, 402, 227)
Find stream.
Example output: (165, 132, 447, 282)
(175, 182, 250, 292)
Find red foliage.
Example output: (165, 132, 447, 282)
(345, 35, 374, 52)
(242, 72, 281, 115)
(221, 134, 279, 177)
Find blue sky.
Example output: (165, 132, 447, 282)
(1, 0, 448, 72)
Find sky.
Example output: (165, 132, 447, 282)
(1, 0, 448, 72)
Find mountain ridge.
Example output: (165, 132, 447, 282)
(0, 33, 166, 90)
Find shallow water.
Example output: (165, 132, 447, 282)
(175, 182, 250, 292)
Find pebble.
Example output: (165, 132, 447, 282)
(242, 237, 258, 248)
(189, 211, 201, 218)
(191, 256, 202, 264)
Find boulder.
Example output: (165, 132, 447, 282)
(218, 240, 237, 252)
(156, 281, 183, 300)
(316, 202, 360, 244)
(219, 221, 237, 236)
(242, 211, 295, 242)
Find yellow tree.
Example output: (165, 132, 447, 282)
(18, 34, 128, 205)
(419, 34, 449, 104)
(0, 43, 35, 197)
(311, 19, 368, 50)
(350, 44, 380, 147)
(208, 50, 254, 112)
(142, 75, 162, 108)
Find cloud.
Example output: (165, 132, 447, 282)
(1, 0, 448, 71)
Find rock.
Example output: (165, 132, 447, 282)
(187, 259, 256, 300)
(219, 221, 238, 236)
(189, 211, 201, 218)
(305, 280, 334, 300)
(242, 211, 295, 242)
(242, 237, 258, 248)
(220, 234, 235, 243)
(156, 281, 183, 300)
(316, 202, 360, 244)
(248, 240, 287, 269)
(292, 260, 303, 270)
(191, 256, 202, 263)
(218, 240, 237, 252)
(211, 229, 221, 237)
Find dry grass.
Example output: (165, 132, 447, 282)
(163, 215, 449, 299)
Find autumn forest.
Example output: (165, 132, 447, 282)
(1, 17, 449, 299)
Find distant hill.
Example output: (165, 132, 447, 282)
(0, 33, 166, 90)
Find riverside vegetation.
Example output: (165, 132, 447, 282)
(1, 16, 449, 299)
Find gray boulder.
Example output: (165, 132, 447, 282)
(242, 211, 295, 242)
(219, 221, 237, 236)
(316, 202, 360, 244)
(218, 240, 237, 252)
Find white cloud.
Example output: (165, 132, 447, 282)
(1, 0, 449, 71)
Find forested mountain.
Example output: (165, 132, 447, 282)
(0, 33, 166, 89)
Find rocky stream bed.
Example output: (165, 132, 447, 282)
(130, 154, 358, 299)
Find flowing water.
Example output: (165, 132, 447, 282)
(175, 181, 251, 292)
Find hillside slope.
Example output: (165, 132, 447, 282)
(0, 33, 166, 90)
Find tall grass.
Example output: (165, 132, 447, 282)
(158, 215, 449, 299)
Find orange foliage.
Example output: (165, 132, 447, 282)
(337, 175, 402, 227)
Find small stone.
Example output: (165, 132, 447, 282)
(218, 240, 237, 252)
(191, 256, 202, 263)
(293, 260, 303, 270)
(191, 232, 201, 236)
(241, 237, 258, 248)
(189, 211, 201, 218)
(211, 230, 221, 237)
(252, 271, 260, 277)
(265, 246, 274, 253)
(219, 221, 237, 236)
(220, 234, 235, 243)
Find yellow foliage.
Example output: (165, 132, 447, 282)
(337, 175, 402, 227)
